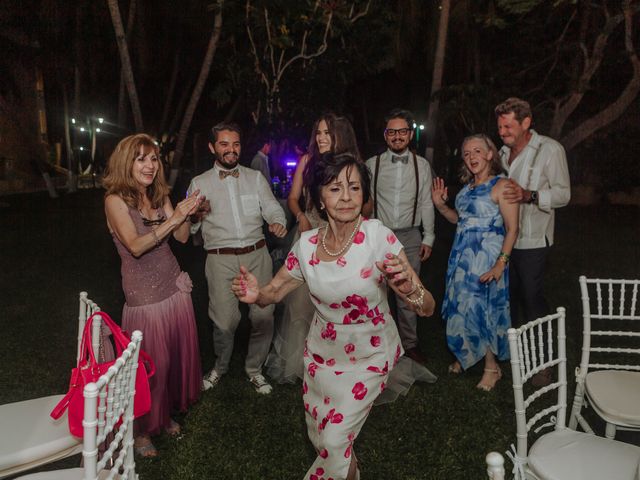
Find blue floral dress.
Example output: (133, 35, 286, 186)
(442, 176, 511, 370)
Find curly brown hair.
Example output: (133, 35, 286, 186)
(103, 133, 169, 209)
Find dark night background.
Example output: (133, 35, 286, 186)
(1, 2, 639, 479)
(1, 0, 639, 199)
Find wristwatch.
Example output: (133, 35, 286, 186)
(529, 190, 538, 204)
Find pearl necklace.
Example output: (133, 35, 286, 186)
(321, 215, 362, 257)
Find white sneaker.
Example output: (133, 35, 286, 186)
(249, 374, 273, 394)
(202, 369, 221, 391)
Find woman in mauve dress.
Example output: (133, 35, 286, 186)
(103, 133, 203, 457)
(234, 153, 436, 480)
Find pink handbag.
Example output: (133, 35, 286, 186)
(50, 311, 155, 438)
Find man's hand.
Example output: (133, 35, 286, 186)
(268, 223, 287, 238)
(503, 179, 530, 204)
(419, 244, 432, 262)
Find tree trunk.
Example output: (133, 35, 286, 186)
(63, 88, 77, 192)
(424, 0, 450, 165)
(117, 0, 137, 127)
(169, 6, 223, 188)
(107, 0, 144, 132)
(159, 51, 181, 136)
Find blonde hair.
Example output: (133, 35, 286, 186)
(103, 134, 168, 209)
(459, 134, 504, 184)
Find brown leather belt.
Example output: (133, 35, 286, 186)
(207, 239, 266, 255)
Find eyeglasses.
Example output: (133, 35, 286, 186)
(384, 128, 412, 137)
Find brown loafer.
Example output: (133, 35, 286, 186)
(405, 347, 428, 366)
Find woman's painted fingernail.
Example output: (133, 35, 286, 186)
(386, 253, 393, 259)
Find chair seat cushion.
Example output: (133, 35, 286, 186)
(529, 429, 640, 480)
(0, 395, 81, 473)
(586, 370, 640, 426)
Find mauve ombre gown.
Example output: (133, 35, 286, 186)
(112, 206, 201, 436)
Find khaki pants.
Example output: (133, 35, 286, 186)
(205, 246, 275, 377)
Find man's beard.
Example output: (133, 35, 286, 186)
(217, 152, 239, 169)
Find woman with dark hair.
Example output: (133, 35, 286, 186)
(432, 134, 519, 391)
(266, 114, 363, 384)
(103, 133, 203, 456)
(233, 153, 435, 480)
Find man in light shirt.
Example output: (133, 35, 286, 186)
(188, 122, 287, 394)
(365, 109, 435, 366)
(496, 97, 571, 385)
(250, 139, 272, 184)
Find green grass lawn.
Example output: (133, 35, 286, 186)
(1, 190, 638, 479)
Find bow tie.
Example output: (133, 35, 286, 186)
(219, 169, 239, 179)
(391, 155, 408, 164)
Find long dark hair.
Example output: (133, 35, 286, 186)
(302, 114, 362, 208)
(307, 152, 371, 221)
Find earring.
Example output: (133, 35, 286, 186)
(320, 202, 325, 210)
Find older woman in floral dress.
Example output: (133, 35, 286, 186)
(233, 153, 435, 480)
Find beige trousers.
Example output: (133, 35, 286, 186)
(205, 246, 275, 377)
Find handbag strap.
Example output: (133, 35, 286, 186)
(82, 312, 155, 377)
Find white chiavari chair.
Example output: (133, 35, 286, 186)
(17, 331, 143, 480)
(568, 276, 640, 440)
(505, 307, 640, 479)
(0, 292, 104, 479)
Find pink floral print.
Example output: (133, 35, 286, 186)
(352, 382, 368, 400)
(286, 251, 299, 271)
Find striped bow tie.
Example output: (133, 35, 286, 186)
(219, 169, 239, 179)
(391, 155, 408, 164)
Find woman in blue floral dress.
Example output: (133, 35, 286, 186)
(432, 134, 519, 391)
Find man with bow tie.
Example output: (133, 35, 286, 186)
(188, 122, 287, 394)
(365, 109, 435, 367)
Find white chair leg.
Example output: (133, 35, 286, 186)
(605, 422, 617, 440)
(486, 452, 505, 480)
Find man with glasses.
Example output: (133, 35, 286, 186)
(365, 108, 435, 367)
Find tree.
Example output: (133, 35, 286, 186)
(245, 0, 372, 125)
(551, 0, 640, 150)
(424, 0, 451, 165)
(107, 0, 144, 132)
(168, 1, 223, 187)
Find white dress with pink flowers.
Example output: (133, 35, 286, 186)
(286, 218, 404, 480)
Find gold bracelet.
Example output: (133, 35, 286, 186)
(151, 228, 161, 247)
(405, 284, 425, 307)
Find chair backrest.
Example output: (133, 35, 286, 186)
(82, 330, 142, 480)
(508, 307, 567, 460)
(78, 292, 103, 364)
(577, 276, 640, 375)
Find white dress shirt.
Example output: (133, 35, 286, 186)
(366, 149, 435, 247)
(188, 164, 286, 249)
(499, 129, 571, 249)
